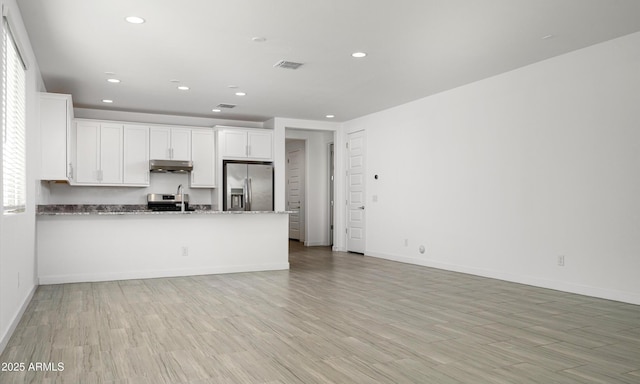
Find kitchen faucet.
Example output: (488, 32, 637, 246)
(177, 184, 185, 212)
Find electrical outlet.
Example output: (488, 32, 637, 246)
(181, 246, 189, 257)
(404, 239, 409, 247)
(419, 245, 426, 254)
(557, 255, 565, 267)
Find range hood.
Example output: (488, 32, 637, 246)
(149, 159, 193, 173)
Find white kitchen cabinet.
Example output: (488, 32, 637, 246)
(123, 125, 149, 185)
(217, 127, 273, 160)
(150, 126, 191, 161)
(39, 93, 73, 180)
(219, 130, 247, 158)
(190, 129, 215, 188)
(247, 131, 273, 159)
(74, 121, 123, 185)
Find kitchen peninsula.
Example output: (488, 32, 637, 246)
(35, 104, 291, 285)
(37, 206, 290, 284)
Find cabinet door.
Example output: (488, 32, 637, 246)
(149, 127, 171, 160)
(171, 128, 191, 161)
(75, 122, 100, 183)
(219, 130, 247, 158)
(247, 131, 273, 160)
(40, 94, 71, 180)
(123, 125, 149, 185)
(191, 129, 215, 188)
(99, 124, 123, 184)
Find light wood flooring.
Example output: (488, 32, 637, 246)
(1, 241, 640, 383)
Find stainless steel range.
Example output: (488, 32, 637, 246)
(147, 193, 191, 211)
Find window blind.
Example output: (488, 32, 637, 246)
(2, 17, 27, 214)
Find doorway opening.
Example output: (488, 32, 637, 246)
(285, 129, 334, 247)
(286, 139, 305, 242)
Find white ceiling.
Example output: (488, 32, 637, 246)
(16, 0, 640, 123)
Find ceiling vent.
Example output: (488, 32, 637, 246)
(273, 60, 304, 70)
(216, 103, 236, 109)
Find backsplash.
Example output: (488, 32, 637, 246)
(39, 172, 214, 206)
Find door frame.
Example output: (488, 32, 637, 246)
(328, 142, 335, 246)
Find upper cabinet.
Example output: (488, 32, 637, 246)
(123, 125, 150, 186)
(150, 127, 191, 161)
(39, 93, 73, 180)
(190, 129, 216, 188)
(70, 119, 216, 188)
(217, 127, 273, 160)
(75, 121, 123, 185)
(72, 120, 150, 187)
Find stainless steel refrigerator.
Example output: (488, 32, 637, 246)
(223, 160, 274, 211)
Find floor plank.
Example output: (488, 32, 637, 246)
(1, 241, 639, 383)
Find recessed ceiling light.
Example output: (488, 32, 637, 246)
(326, 114, 335, 119)
(235, 92, 246, 96)
(251, 37, 266, 43)
(542, 34, 555, 40)
(106, 78, 120, 83)
(177, 86, 190, 91)
(211, 109, 222, 113)
(351, 52, 367, 58)
(102, 99, 113, 103)
(125, 16, 145, 24)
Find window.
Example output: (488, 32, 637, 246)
(2, 17, 26, 214)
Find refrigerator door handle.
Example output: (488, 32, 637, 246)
(247, 178, 253, 211)
(243, 178, 249, 211)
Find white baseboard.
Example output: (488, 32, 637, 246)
(366, 251, 640, 306)
(0, 285, 37, 355)
(304, 241, 331, 247)
(38, 263, 290, 285)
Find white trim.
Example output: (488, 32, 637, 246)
(366, 251, 640, 306)
(0, 285, 37, 355)
(2, 13, 28, 70)
(38, 263, 290, 285)
(304, 241, 331, 247)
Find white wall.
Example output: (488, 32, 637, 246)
(286, 130, 334, 246)
(344, 31, 640, 304)
(0, 0, 43, 353)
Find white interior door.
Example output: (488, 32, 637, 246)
(347, 131, 365, 253)
(287, 146, 304, 241)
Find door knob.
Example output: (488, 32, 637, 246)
(358, 206, 365, 210)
